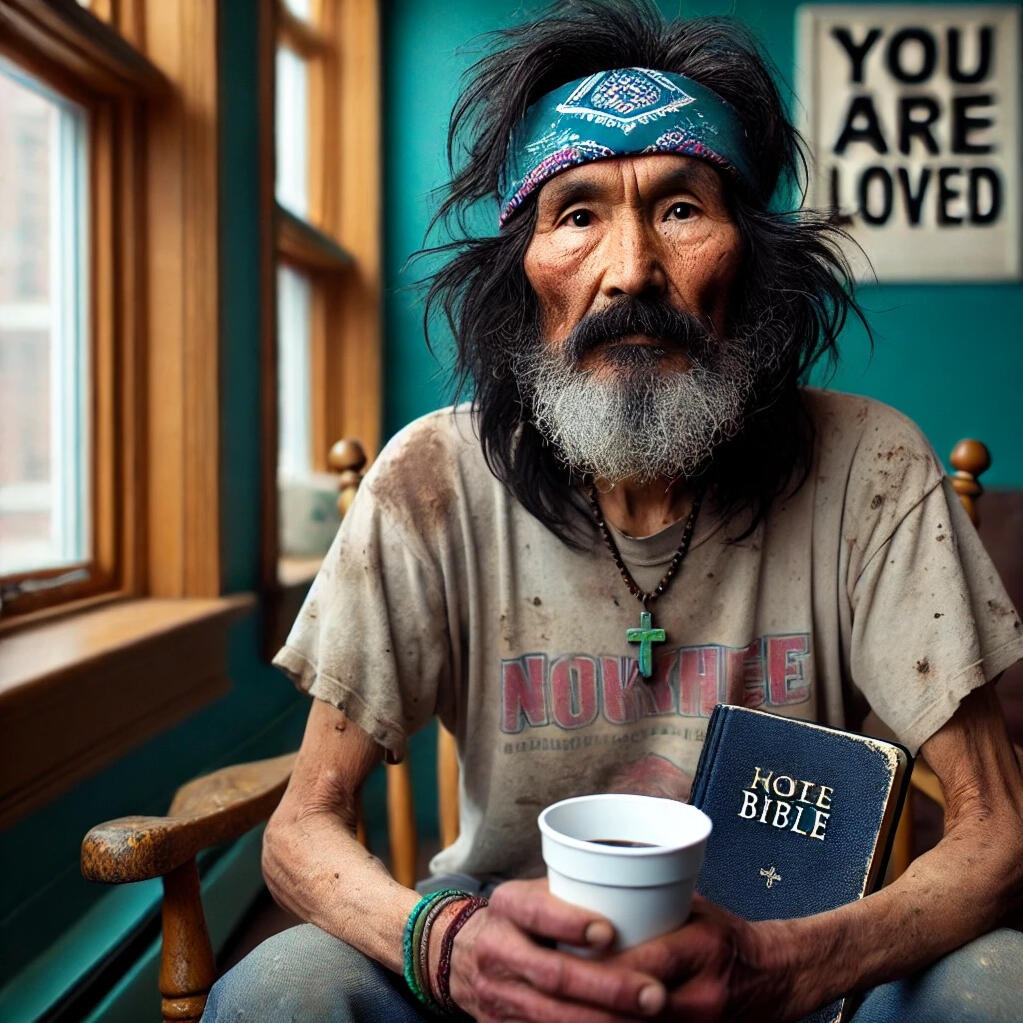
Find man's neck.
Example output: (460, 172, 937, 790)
(592, 475, 699, 538)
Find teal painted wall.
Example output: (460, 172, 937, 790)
(384, 0, 1023, 486)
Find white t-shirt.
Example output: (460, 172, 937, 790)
(274, 389, 1023, 881)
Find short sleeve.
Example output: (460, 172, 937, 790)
(272, 452, 453, 763)
(849, 475, 1023, 754)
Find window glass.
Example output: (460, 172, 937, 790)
(275, 45, 309, 218)
(276, 264, 313, 480)
(0, 64, 89, 577)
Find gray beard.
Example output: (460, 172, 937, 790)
(516, 335, 763, 486)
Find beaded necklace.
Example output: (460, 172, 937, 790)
(588, 485, 704, 679)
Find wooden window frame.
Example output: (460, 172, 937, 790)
(262, 0, 381, 653)
(0, 4, 156, 621)
(0, 0, 247, 828)
(0, 0, 223, 621)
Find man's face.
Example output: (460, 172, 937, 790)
(523, 153, 742, 373)
(515, 153, 756, 486)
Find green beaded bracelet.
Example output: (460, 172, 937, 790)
(402, 888, 466, 1010)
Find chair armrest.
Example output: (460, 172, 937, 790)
(81, 752, 297, 884)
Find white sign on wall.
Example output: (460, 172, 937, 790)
(798, 5, 1020, 281)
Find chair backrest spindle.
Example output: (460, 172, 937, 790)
(437, 725, 460, 848)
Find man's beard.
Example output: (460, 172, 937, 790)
(515, 296, 768, 486)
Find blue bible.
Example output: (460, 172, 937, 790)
(690, 704, 912, 1023)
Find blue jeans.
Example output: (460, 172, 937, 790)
(203, 923, 1023, 1022)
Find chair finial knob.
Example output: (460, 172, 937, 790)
(328, 438, 368, 517)
(328, 438, 367, 474)
(949, 439, 991, 527)
(950, 439, 991, 478)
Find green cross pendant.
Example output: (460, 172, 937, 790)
(626, 610, 666, 679)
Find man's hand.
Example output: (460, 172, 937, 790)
(613, 895, 792, 1022)
(445, 878, 669, 1022)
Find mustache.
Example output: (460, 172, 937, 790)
(562, 297, 715, 367)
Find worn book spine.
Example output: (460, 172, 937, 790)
(690, 705, 912, 1023)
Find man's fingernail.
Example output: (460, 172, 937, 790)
(585, 921, 613, 946)
(638, 984, 665, 1014)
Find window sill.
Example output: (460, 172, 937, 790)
(0, 594, 254, 829)
(277, 555, 321, 589)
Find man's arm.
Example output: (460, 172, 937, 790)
(262, 697, 417, 971)
(264, 698, 671, 1020)
(780, 683, 1023, 1011)
(612, 683, 1023, 1020)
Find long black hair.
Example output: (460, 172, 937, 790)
(422, 0, 867, 543)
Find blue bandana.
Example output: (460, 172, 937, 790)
(498, 67, 757, 227)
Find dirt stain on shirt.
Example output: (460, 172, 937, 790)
(987, 599, 1014, 618)
(369, 427, 455, 537)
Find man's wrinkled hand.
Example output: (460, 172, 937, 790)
(611, 895, 791, 1022)
(446, 878, 669, 1022)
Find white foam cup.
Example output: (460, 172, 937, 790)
(537, 793, 712, 951)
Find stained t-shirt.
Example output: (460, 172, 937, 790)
(273, 389, 1023, 882)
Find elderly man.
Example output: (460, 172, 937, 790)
(205, 3, 1023, 1020)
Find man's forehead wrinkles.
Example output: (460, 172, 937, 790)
(539, 175, 605, 211)
(537, 156, 717, 212)
(537, 165, 631, 212)
(653, 163, 717, 194)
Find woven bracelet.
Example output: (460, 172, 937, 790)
(436, 895, 489, 1014)
(416, 893, 467, 1005)
(402, 888, 466, 1010)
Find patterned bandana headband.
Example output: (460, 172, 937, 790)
(498, 67, 757, 227)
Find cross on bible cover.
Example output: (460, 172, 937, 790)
(690, 704, 913, 1023)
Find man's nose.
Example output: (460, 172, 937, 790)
(600, 216, 667, 298)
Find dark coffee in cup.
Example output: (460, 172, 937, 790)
(588, 839, 658, 848)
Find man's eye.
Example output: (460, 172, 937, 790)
(668, 202, 695, 220)
(567, 209, 591, 227)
